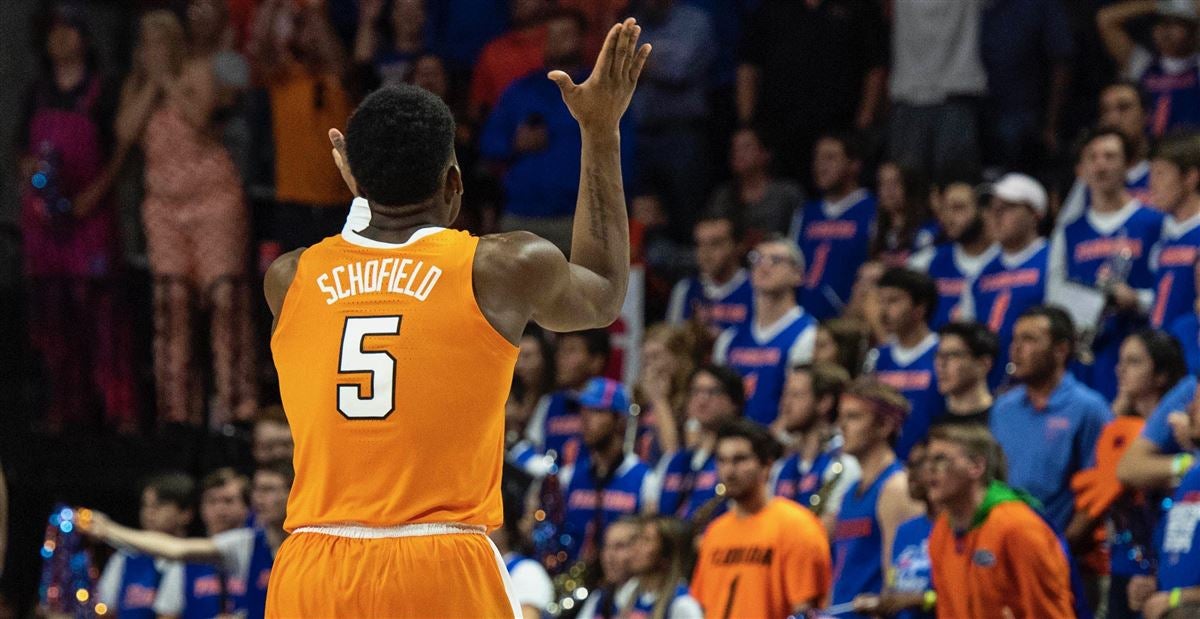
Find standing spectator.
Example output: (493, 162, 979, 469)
(830, 378, 926, 619)
(934, 322, 999, 427)
(737, 0, 886, 188)
(909, 180, 997, 330)
(789, 133, 876, 321)
(1098, 0, 1200, 139)
(480, 10, 634, 253)
(871, 162, 937, 268)
(353, 0, 429, 91)
(980, 0, 1075, 172)
(1059, 82, 1154, 226)
(631, 0, 716, 243)
(1050, 128, 1164, 401)
(250, 0, 355, 250)
(990, 306, 1112, 539)
(18, 4, 137, 433)
(633, 323, 699, 465)
(867, 267, 945, 459)
(770, 363, 861, 533)
(691, 419, 832, 618)
(888, 0, 987, 182)
(118, 9, 258, 427)
(95, 472, 194, 619)
(1072, 330, 1187, 618)
(623, 516, 703, 619)
(576, 517, 640, 619)
(656, 365, 743, 522)
(1150, 133, 1200, 329)
(960, 173, 1051, 388)
(813, 318, 871, 379)
(521, 329, 611, 471)
(666, 214, 753, 336)
(705, 126, 804, 244)
(186, 0, 253, 178)
(425, 0, 507, 74)
(469, 0, 550, 120)
(558, 379, 656, 567)
(713, 238, 817, 426)
(925, 424, 1075, 618)
(557, 0, 628, 61)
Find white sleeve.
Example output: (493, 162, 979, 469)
(957, 275, 977, 322)
(767, 459, 785, 497)
(96, 552, 126, 608)
(343, 197, 371, 233)
(211, 528, 256, 582)
(576, 594, 599, 619)
(907, 246, 935, 273)
(1046, 227, 1107, 329)
(788, 323, 817, 367)
(822, 454, 863, 521)
(788, 209, 805, 242)
(1123, 45, 1155, 81)
(668, 594, 706, 619)
(712, 328, 735, 365)
(640, 469, 662, 513)
(509, 560, 555, 610)
(1056, 178, 1087, 229)
(558, 464, 575, 489)
(524, 394, 553, 449)
(153, 562, 185, 616)
(666, 279, 691, 325)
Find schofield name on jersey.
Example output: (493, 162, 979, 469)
(316, 258, 443, 304)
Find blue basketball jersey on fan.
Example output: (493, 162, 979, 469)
(1062, 203, 1163, 400)
(1150, 214, 1200, 328)
(1141, 55, 1200, 138)
(794, 190, 877, 320)
(239, 528, 273, 619)
(624, 583, 693, 619)
(717, 308, 817, 425)
(667, 270, 753, 332)
(870, 334, 944, 459)
(658, 449, 723, 522)
(1169, 313, 1200, 375)
(182, 563, 227, 619)
(1157, 464, 1200, 590)
(561, 449, 651, 564)
(541, 391, 582, 467)
(771, 441, 844, 511)
(970, 240, 1049, 389)
(891, 515, 935, 619)
(832, 461, 905, 618)
(118, 554, 163, 619)
(924, 243, 988, 329)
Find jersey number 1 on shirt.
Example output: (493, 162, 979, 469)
(337, 315, 402, 419)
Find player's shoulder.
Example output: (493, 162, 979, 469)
(477, 231, 565, 275)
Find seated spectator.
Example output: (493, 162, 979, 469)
(95, 472, 194, 618)
(623, 516, 703, 618)
(872, 162, 937, 267)
(909, 180, 996, 330)
(633, 323, 700, 465)
(1116, 364, 1198, 490)
(353, 0, 428, 91)
(469, 0, 550, 120)
(813, 318, 871, 379)
(706, 126, 803, 245)
(926, 424, 1075, 618)
(990, 306, 1111, 540)
(691, 419, 831, 617)
(714, 237, 816, 425)
(576, 517, 640, 619)
(1150, 133, 1200, 329)
(867, 267, 945, 459)
(1098, 0, 1200, 139)
(789, 133, 876, 321)
(666, 214, 753, 336)
(934, 322, 998, 427)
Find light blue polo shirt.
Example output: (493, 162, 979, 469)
(1142, 375, 1197, 455)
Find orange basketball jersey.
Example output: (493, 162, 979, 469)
(271, 226, 518, 532)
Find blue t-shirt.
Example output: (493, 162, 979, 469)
(832, 460, 905, 618)
(117, 554, 163, 619)
(1157, 464, 1200, 590)
(560, 449, 651, 564)
(181, 563, 228, 619)
(1139, 54, 1200, 138)
(891, 515, 935, 619)
(968, 240, 1049, 389)
(715, 307, 816, 425)
(990, 373, 1113, 531)
(1141, 375, 1198, 455)
(666, 269, 754, 332)
(793, 190, 877, 320)
(1150, 215, 1200, 329)
(1169, 313, 1200, 376)
(658, 449, 724, 522)
(922, 242, 987, 330)
(869, 334, 945, 459)
(539, 391, 582, 467)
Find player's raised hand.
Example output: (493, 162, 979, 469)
(548, 18, 651, 133)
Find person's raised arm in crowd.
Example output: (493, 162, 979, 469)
(1097, 0, 1159, 76)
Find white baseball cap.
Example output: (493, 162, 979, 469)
(991, 173, 1048, 217)
(1158, 0, 1199, 22)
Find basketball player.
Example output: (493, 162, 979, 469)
(262, 19, 651, 618)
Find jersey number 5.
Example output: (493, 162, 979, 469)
(338, 316, 402, 419)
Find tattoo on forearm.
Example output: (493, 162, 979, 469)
(587, 168, 611, 250)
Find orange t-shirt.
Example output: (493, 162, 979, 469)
(469, 26, 546, 116)
(268, 65, 355, 206)
(691, 498, 831, 619)
(929, 501, 1074, 619)
(271, 227, 518, 531)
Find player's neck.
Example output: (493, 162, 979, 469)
(638, 570, 666, 592)
(739, 169, 769, 197)
(1131, 391, 1158, 418)
(946, 483, 988, 531)
(591, 438, 625, 475)
(753, 292, 797, 327)
(1000, 232, 1036, 255)
(1171, 194, 1200, 222)
(855, 445, 896, 489)
(1024, 366, 1065, 409)
(734, 487, 768, 516)
(947, 383, 992, 416)
(1090, 187, 1131, 213)
(894, 323, 929, 349)
(960, 231, 992, 256)
(707, 262, 738, 286)
(358, 201, 447, 244)
(825, 181, 860, 204)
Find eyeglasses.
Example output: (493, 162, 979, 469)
(922, 453, 962, 472)
(747, 250, 796, 267)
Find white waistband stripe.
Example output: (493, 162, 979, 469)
(292, 523, 486, 539)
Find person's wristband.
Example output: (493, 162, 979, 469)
(1173, 453, 1195, 477)
(922, 590, 937, 612)
(1170, 587, 1182, 610)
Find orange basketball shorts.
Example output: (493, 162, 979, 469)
(265, 523, 520, 618)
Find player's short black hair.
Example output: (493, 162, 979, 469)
(878, 267, 939, 325)
(1018, 305, 1075, 359)
(938, 321, 999, 361)
(694, 211, 744, 243)
(715, 418, 783, 465)
(816, 130, 866, 162)
(345, 85, 456, 206)
(561, 329, 612, 362)
(142, 471, 196, 510)
(691, 364, 746, 412)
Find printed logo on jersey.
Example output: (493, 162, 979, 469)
(728, 347, 782, 367)
(876, 370, 933, 391)
(710, 545, 776, 566)
(122, 585, 158, 609)
(710, 303, 749, 324)
(972, 549, 997, 567)
(978, 268, 1041, 293)
(1074, 237, 1143, 263)
(567, 488, 639, 512)
(937, 278, 965, 297)
(835, 517, 873, 541)
(805, 220, 859, 241)
(1159, 245, 1198, 267)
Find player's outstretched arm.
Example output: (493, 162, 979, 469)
(79, 510, 223, 565)
(493, 20, 650, 332)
